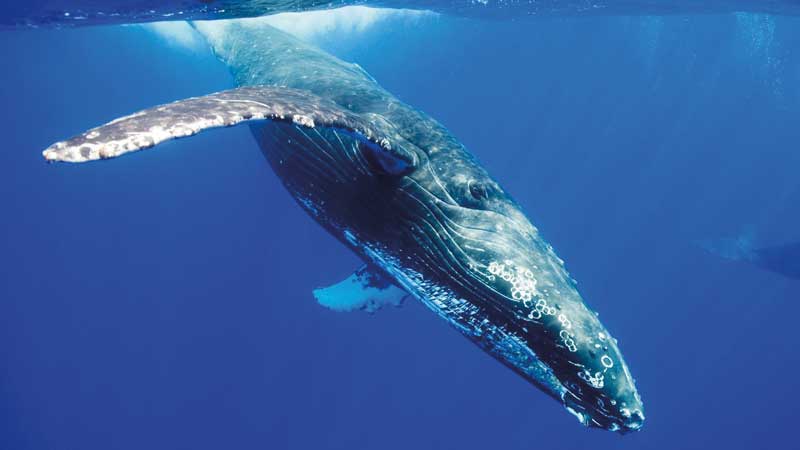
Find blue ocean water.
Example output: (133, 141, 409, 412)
(2, 10, 800, 450)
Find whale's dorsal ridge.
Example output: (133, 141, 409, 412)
(42, 86, 416, 172)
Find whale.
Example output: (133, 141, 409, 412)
(700, 232, 800, 280)
(41, 20, 645, 433)
(3, 0, 800, 28)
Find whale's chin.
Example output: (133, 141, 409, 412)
(562, 391, 645, 434)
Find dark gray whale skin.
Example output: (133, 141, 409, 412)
(4, 0, 800, 28)
(42, 22, 644, 432)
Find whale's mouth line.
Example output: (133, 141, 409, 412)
(562, 388, 645, 433)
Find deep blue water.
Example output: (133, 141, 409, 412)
(2, 10, 800, 450)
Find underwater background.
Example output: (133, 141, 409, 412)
(2, 8, 799, 450)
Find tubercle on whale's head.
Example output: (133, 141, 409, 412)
(428, 162, 644, 433)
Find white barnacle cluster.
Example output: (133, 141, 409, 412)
(292, 114, 315, 127)
(485, 260, 578, 353)
(487, 260, 537, 302)
(525, 297, 578, 353)
(576, 333, 617, 390)
(557, 313, 578, 353)
(527, 298, 554, 320)
(579, 369, 605, 389)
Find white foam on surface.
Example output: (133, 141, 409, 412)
(147, 7, 435, 51)
(259, 6, 435, 42)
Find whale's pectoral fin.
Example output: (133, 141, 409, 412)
(42, 86, 417, 173)
(313, 265, 409, 313)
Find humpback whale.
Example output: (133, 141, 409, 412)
(42, 21, 644, 433)
(3, 0, 800, 28)
(701, 233, 800, 280)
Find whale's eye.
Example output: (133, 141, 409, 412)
(469, 181, 489, 200)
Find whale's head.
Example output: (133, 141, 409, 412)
(397, 153, 645, 433)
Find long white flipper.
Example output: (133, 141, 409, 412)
(42, 86, 414, 166)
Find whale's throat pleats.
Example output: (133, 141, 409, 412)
(251, 121, 410, 238)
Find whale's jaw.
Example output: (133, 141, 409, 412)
(363, 237, 644, 434)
